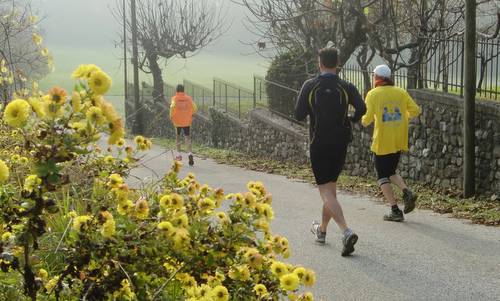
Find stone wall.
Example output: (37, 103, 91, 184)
(345, 89, 500, 195)
(130, 88, 500, 195)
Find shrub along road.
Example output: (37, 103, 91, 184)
(129, 143, 500, 301)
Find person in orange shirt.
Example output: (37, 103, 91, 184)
(170, 84, 197, 166)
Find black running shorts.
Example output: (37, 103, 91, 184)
(310, 143, 348, 185)
(374, 152, 401, 180)
(176, 127, 190, 136)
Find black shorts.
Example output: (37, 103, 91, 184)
(310, 144, 348, 185)
(176, 127, 190, 136)
(374, 152, 401, 180)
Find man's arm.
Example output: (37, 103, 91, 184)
(169, 98, 175, 119)
(347, 84, 367, 123)
(294, 80, 311, 121)
(406, 92, 421, 119)
(361, 94, 375, 127)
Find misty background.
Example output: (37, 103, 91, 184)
(31, 0, 268, 94)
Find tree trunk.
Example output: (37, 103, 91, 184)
(145, 50, 165, 103)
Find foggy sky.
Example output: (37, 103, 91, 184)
(31, 0, 257, 55)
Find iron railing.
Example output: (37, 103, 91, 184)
(183, 79, 212, 114)
(213, 78, 255, 119)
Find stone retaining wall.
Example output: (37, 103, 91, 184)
(130, 89, 500, 195)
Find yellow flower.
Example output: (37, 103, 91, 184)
(172, 214, 189, 228)
(72, 64, 101, 79)
(45, 276, 60, 291)
(4, 99, 30, 128)
(301, 292, 314, 301)
(113, 279, 136, 300)
(198, 198, 215, 212)
(1, 231, 12, 241)
(280, 273, 300, 291)
(135, 198, 149, 219)
(173, 228, 190, 247)
(253, 284, 268, 297)
(28, 97, 45, 118)
(303, 270, 316, 287)
(100, 100, 119, 122)
(41, 47, 49, 57)
(134, 135, 145, 145)
(72, 215, 92, 232)
(270, 261, 287, 277)
(0, 160, 9, 183)
(210, 285, 229, 301)
(158, 221, 175, 237)
(43, 98, 64, 119)
(89, 70, 112, 95)
(117, 199, 134, 215)
(48, 87, 67, 105)
(257, 203, 274, 220)
(71, 91, 81, 112)
(170, 193, 184, 209)
(38, 268, 48, 279)
(108, 174, 123, 188)
(24, 175, 42, 192)
(86, 106, 105, 124)
(117, 138, 126, 147)
(104, 155, 115, 164)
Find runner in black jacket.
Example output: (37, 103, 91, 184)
(295, 47, 366, 256)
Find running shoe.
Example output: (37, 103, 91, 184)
(403, 188, 417, 214)
(341, 229, 358, 257)
(310, 221, 326, 244)
(188, 154, 194, 166)
(383, 210, 404, 222)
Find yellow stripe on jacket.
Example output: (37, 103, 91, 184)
(362, 86, 421, 155)
(170, 93, 197, 127)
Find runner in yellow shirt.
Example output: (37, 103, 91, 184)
(362, 65, 421, 222)
(170, 84, 197, 166)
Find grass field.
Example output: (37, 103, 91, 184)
(38, 45, 268, 118)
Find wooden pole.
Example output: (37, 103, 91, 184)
(123, 0, 128, 102)
(463, 0, 476, 197)
(131, 0, 143, 134)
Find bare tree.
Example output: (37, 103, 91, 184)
(0, 0, 50, 103)
(114, 0, 225, 104)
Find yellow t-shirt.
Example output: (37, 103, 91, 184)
(362, 86, 421, 155)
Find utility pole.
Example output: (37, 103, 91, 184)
(123, 0, 128, 102)
(131, 0, 143, 134)
(463, 0, 476, 197)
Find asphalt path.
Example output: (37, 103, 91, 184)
(129, 143, 500, 301)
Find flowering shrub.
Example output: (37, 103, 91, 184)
(0, 65, 315, 300)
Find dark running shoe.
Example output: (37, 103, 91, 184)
(403, 188, 417, 214)
(310, 221, 326, 244)
(188, 154, 194, 166)
(341, 229, 358, 257)
(383, 210, 404, 222)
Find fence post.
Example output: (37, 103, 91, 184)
(225, 84, 228, 113)
(238, 89, 241, 119)
(202, 89, 205, 114)
(213, 79, 216, 107)
(253, 76, 257, 108)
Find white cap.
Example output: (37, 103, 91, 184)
(373, 65, 391, 78)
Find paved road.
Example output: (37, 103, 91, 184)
(130, 144, 500, 301)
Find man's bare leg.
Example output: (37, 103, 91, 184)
(318, 182, 348, 233)
(390, 174, 408, 191)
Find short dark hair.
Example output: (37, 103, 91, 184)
(176, 84, 184, 93)
(318, 47, 338, 69)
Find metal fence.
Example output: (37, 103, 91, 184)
(340, 37, 500, 100)
(213, 78, 255, 119)
(183, 80, 213, 114)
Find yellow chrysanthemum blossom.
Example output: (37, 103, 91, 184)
(210, 285, 229, 301)
(253, 284, 268, 297)
(117, 199, 134, 216)
(41, 47, 49, 57)
(71, 91, 81, 112)
(72, 215, 92, 232)
(43, 99, 64, 119)
(303, 270, 316, 287)
(100, 100, 119, 122)
(172, 214, 189, 228)
(157, 221, 175, 237)
(108, 174, 124, 188)
(28, 97, 45, 118)
(0, 160, 9, 183)
(89, 70, 112, 95)
(116, 138, 126, 147)
(280, 273, 300, 291)
(24, 175, 42, 192)
(86, 106, 105, 125)
(1, 231, 12, 241)
(270, 261, 287, 277)
(48, 86, 67, 105)
(101, 215, 116, 238)
(4, 99, 30, 128)
(135, 198, 149, 219)
(72, 64, 101, 79)
(38, 268, 48, 280)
